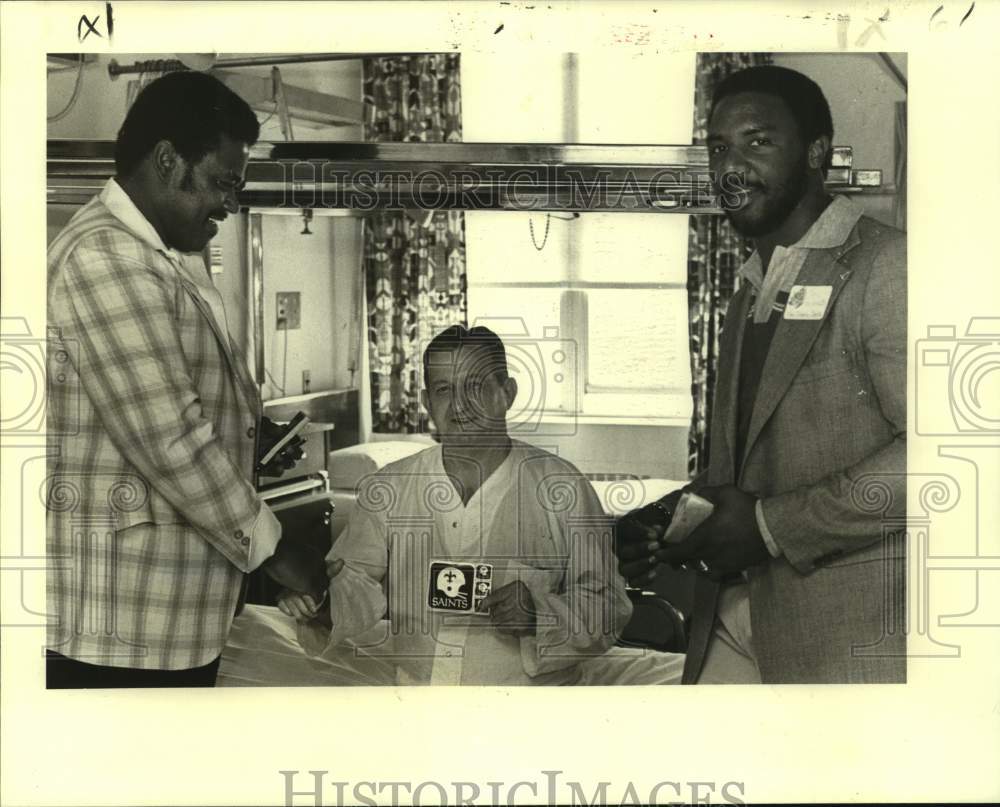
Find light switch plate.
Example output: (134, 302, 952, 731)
(276, 292, 301, 329)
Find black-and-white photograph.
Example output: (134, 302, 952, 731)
(4, 2, 999, 805)
(43, 49, 908, 688)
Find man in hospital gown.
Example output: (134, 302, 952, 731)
(281, 325, 683, 685)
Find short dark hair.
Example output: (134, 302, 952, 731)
(115, 71, 260, 177)
(710, 65, 834, 154)
(423, 325, 510, 384)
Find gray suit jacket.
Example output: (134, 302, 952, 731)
(683, 215, 907, 684)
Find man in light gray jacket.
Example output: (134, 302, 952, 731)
(618, 65, 906, 684)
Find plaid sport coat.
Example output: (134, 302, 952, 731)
(47, 189, 267, 670)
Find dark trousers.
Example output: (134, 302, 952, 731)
(46, 650, 222, 689)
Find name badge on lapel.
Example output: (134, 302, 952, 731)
(784, 285, 833, 320)
(427, 561, 493, 613)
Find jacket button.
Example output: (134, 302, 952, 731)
(235, 529, 245, 539)
(240, 537, 250, 547)
(247, 426, 255, 438)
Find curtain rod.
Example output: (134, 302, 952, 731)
(107, 53, 422, 77)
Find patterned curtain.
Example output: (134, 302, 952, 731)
(362, 55, 467, 433)
(687, 52, 773, 477)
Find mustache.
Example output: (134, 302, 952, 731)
(718, 172, 764, 192)
(717, 173, 764, 209)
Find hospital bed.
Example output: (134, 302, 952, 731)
(219, 440, 690, 686)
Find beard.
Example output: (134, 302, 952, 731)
(720, 152, 810, 238)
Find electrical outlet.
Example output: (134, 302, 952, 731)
(275, 292, 301, 329)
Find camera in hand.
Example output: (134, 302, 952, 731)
(257, 411, 309, 470)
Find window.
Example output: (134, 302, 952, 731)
(466, 211, 692, 426)
(460, 51, 697, 430)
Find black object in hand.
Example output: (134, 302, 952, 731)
(615, 489, 683, 547)
(257, 414, 307, 476)
(613, 489, 684, 585)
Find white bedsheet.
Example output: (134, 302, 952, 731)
(217, 605, 395, 687)
(217, 605, 684, 687)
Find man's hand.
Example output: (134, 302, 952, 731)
(257, 416, 306, 478)
(276, 558, 344, 626)
(659, 484, 770, 580)
(614, 489, 684, 586)
(262, 538, 327, 596)
(276, 590, 323, 622)
(480, 581, 536, 637)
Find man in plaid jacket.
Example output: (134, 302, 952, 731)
(46, 72, 320, 687)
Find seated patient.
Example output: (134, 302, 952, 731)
(279, 325, 682, 685)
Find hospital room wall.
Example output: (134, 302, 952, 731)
(208, 213, 363, 399)
(47, 55, 364, 141)
(524, 427, 689, 481)
(48, 55, 145, 139)
(771, 52, 907, 228)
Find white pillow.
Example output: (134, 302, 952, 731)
(327, 441, 431, 490)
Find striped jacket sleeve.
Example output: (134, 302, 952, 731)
(51, 233, 263, 570)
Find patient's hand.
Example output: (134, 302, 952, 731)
(276, 558, 344, 627)
(277, 590, 323, 621)
(614, 489, 684, 587)
(480, 581, 536, 637)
